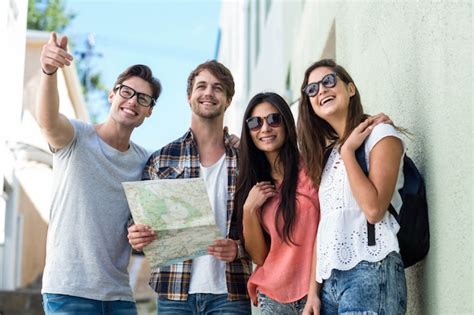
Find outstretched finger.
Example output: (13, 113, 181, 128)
(48, 32, 58, 46)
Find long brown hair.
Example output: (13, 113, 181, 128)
(234, 92, 300, 246)
(297, 59, 366, 185)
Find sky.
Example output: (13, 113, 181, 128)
(63, 0, 222, 151)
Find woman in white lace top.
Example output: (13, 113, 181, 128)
(297, 59, 407, 315)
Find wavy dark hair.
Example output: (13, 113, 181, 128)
(234, 92, 300, 246)
(297, 59, 367, 185)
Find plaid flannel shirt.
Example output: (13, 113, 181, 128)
(142, 128, 252, 301)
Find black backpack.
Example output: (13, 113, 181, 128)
(355, 144, 430, 268)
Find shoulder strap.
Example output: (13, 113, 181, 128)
(355, 144, 368, 174)
(355, 142, 401, 246)
(323, 143, 335, 167)
(355, 143, 377, 246)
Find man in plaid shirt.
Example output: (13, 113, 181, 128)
(128, 60, 252, 314)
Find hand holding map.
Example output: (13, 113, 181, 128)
(127, 224, 156, 251)
(207, 239, 238, 262)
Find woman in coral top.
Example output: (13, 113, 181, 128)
(233, 92, 320, 314)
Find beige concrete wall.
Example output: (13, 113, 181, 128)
(18, 182, 48, 287)
(220, 0, 472, 313)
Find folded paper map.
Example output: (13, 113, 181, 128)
(122, 178, 222, 269)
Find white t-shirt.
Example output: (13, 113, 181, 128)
(189, 154, 228, 294)
(316, 123, 405, 283)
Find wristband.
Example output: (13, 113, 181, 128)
(42, 68, 58, 76)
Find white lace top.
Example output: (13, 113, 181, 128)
(316, 123, 405, 283)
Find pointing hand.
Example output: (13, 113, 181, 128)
(40, 32, 74, 75)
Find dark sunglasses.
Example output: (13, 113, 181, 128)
(302, 73, 338, 97)
(246, 113, 283, 131)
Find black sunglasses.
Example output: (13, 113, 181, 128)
(246, 113, 283, 131)
(302, 73, 338, 97)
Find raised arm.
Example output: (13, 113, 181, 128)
(242, 181, 275, 265)
(36, 32, 75, 150)
(341, 120, 403, 224)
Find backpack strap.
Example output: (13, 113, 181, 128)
(355, 144, 376, 246)
(323, 143, 335, 167)
(355, 142, 401, 246)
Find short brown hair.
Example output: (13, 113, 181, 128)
(186, 60, 234, 101)
(113, 64, 162, 105)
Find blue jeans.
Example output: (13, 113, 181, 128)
(257, 292, 307, 315)
(320, 251, 407, 315)
(157, 293, 251, 314)
(42, 293, 137, 315)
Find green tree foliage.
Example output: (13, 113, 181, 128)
(27, 0, 75, 32)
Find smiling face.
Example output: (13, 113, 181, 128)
(188, 69, 229, 120)
(248, 102, 286, 159)
(108, 76, 153, 128)
(307, 66, 355, 123)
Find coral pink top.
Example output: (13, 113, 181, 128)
(246, 167, 319, 304)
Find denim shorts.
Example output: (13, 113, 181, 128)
(42, 293, 137, 315)
(257, 292, 307, 315)
(320, 251, 407, 315)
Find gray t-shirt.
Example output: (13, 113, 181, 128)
(41, 119, 149, 301)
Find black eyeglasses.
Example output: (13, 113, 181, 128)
(114, 84, 155, 107)
(246, 113, 283, 131)
(302, 73, 338, 97)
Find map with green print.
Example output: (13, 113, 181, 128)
(122, 178, 222, 269)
